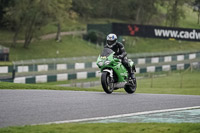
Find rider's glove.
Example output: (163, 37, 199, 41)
(117, 55, 123, 59)
(114, 55, 118, 58)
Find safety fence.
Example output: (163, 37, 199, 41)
(3, 61, 199, 84)
(0, 51, 199, 74)
(0, 51, 200, 83)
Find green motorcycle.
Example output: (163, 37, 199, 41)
(96, 48, 137, 94)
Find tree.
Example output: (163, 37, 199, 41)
(165, 0, 188, 27)
(51, 0, 72, 42)
(71, 0, 92, 18)
(4, 0, 27, 47)
(194, 0, 200, 24)
(128, 0, 159, 24)
(5, 0, 72, 48)
(0, 0, 14, 27)
(71, 0, 130, 20)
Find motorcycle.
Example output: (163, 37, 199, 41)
(96, 48, 137, 94)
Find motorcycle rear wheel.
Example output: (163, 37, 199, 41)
(124, 79, 137, 94)
(101, 71, 114, 94)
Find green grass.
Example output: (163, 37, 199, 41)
(0, 123, 200, 133)
(1, 71, 199, 95)
(0, 30, 15, 41)
(1, 35, 200, 61)
(136, 70, 200, 95)
(0, 61, 12, 66)
(91, 70, 200, 95)
(39, 77, 100, 85)
(40, 20, 86, 35)
(136, 71, 200, 95)
(137, 74, 200, 95)
(1, 35, 101, 61)
(139, 70, 200, 89)
(0, 81, 101, 92)
(124, 37, 200, 53)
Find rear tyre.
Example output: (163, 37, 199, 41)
(124, 79, 137, 94)
(101, 71, 114, 94)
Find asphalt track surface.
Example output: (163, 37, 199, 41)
(0, 90, 200, 128)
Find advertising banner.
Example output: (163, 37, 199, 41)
(112, 23, 200, 41)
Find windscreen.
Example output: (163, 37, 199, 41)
(101, 48, 114, 57)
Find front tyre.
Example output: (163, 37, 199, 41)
(101, 71, 114, 94)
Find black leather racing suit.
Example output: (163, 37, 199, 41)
(105, 42, 133, 77)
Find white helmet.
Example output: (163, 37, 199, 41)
(106, 33, 117, 48)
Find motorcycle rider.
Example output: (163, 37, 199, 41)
(105, 33, 136, 81)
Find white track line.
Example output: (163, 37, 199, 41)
(38, 106, 200, 125)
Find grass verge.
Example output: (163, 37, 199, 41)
(92, 70, 200, 95)
(0, 123, 200, 133)
(136, 70, 200, 95)
(39, 77, 100, 85)
(0, 81, 100, 92)
(1, 70, 199, 95)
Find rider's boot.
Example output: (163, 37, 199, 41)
(128, 72, 135, 85)
(129, 72, 135, 79)
(132, 65, 136, 72)
(127, 67, 134, 79)
(131, 72, 136, 83)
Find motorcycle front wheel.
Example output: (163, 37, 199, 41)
(101, 71, 114, 94)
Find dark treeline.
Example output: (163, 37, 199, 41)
(72, 0, 195, 26)
(72, 0, 159, 24)
(0, 0, 199, 48)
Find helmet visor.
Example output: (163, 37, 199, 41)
(107, 40, 116, 45)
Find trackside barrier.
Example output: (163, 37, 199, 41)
(0, 51, 199, 74)
(11, 61, 200, 84)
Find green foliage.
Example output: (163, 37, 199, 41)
(82, 0, 154, 23)
(1, 0, 199, 30)
(72, 0, 162, 24)
(179, 5, 200, 28)
(72, 0, 93, 18)
(0, 0, 14, 27)
(4, 0, 72, 48)
(164, 0, 194, 27)
(131, 0, 159, 24)
(84, 30, 106, 45)
(47, 0, 72, 41)
(193, 0, 200, 24)
(70, 0, 199, 27)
